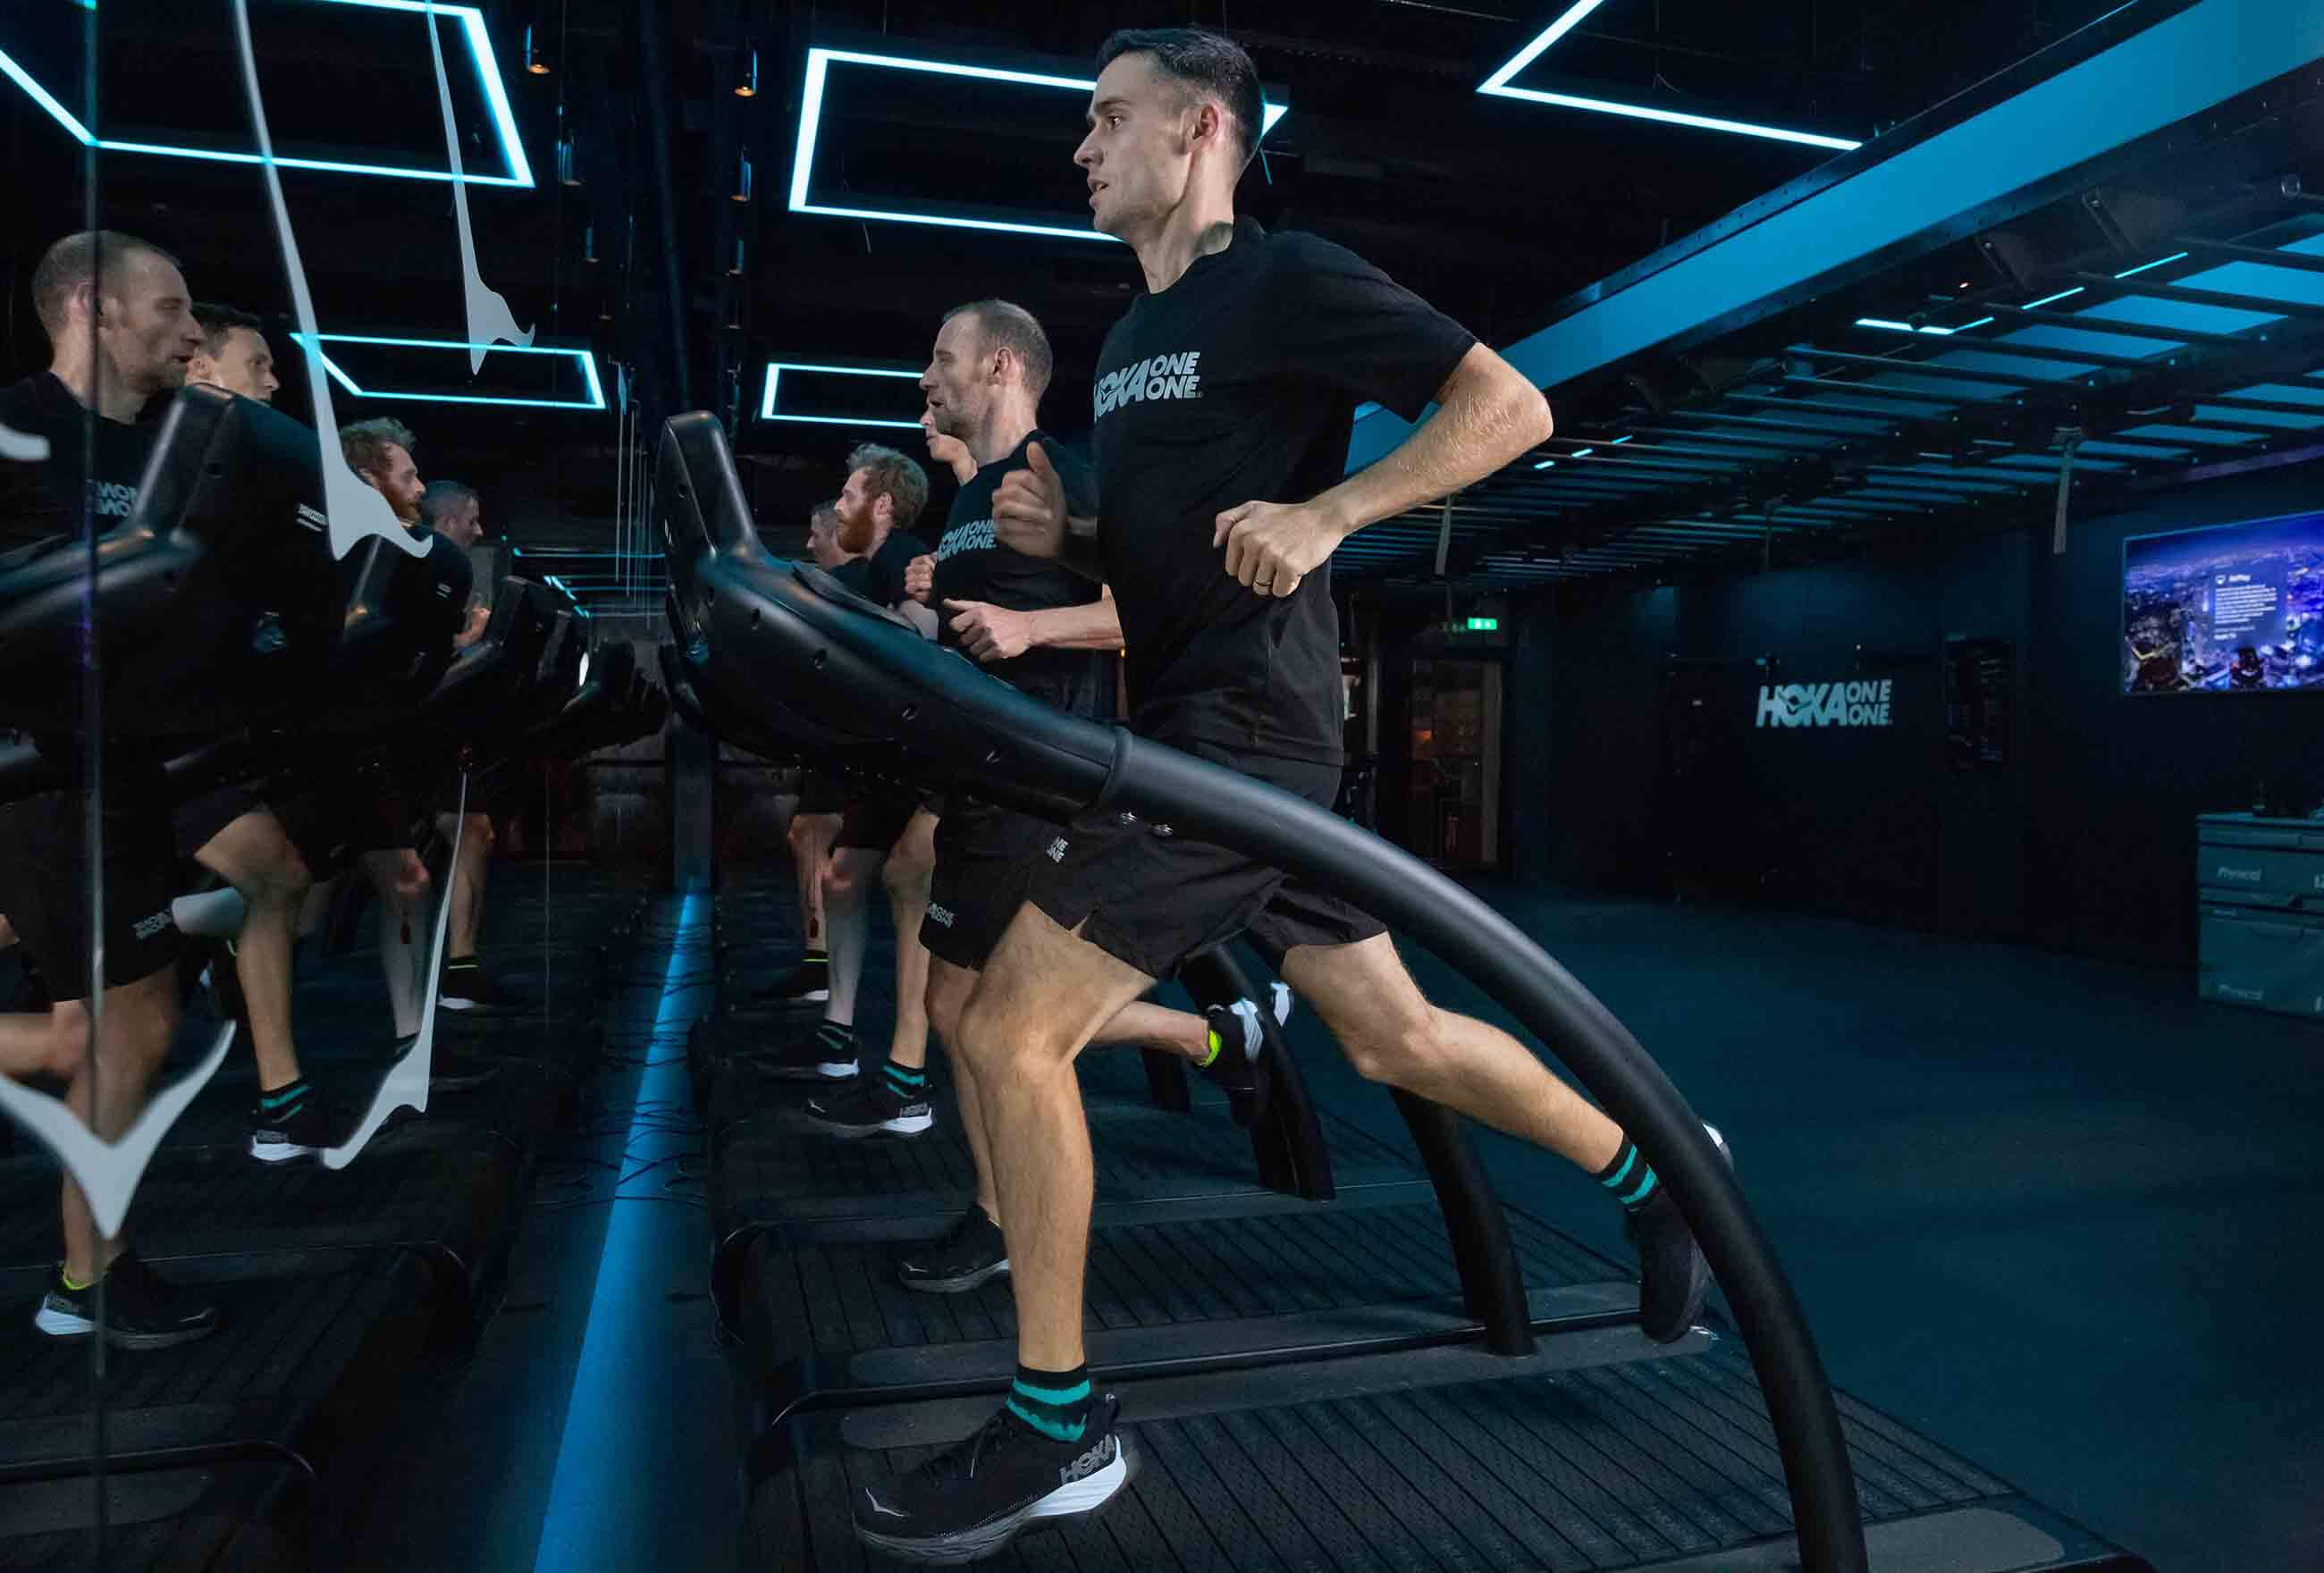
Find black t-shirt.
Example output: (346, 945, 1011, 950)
(0, 372, 162, 562)
(859, 529, 930, 610)
(931, 431, 1110, 718)
(1090, 218, 1476, 764)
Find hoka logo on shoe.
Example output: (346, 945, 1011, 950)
(1061, 1434, 1117, 1483)
(927, 903, 956, 928)
(1047, 837, 1068, 862)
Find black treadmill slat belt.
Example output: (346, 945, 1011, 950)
(1640, 1354, 1941, 1516)
(1552, 1361, 1801, 1535)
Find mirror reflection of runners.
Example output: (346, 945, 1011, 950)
(762, 447, 937, 1086)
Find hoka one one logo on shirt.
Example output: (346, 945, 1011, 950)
(88, 479, 139, 518)
(936, 519, 995, 561)
(1094, 351, 1203, 420)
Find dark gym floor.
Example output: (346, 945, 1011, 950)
(1319, 884, 2324, 1573)
(327, 878, 2318, 1571)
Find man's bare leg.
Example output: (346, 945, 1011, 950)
(880, 809, 939, 1072)
(956, 904, 1153, 1372)
(788, 811, 841, 955)
(195, 811, 313, 1095)
(924, 958, 995, 1219)
(364, 850, 432, 1041)
(54, 972, 181, 1283)
(439, 812, 493, 959)
(1281, 932, 1621, 1170)
(820, 847, 882, 1031)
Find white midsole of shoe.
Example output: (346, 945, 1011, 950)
(33, 1304, 91, 1335)
(1030, 1447, 1128, 1518)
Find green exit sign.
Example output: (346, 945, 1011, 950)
(1445, 617, 1500, 633)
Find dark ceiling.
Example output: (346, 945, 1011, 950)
(1, 0, 2139, 601)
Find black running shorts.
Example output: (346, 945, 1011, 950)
(835, 784, 940, 852)
(920, 798, 1056, 972)
(0, 770, 184, 997)
(1023, 739, 1385, 981)
(797, 767, 846, 817)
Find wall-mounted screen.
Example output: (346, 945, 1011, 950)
(2122, 510, 2324, 694)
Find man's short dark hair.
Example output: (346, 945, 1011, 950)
(942, 299, 1054, 404)
(1098, 28, 1263, 172)
(191, 302, 263, 358)
(31, 231, 182, 338)
(420, 479, 479, 526)
(846, 443, 930, 530)
(341, 417, 417, 477)
(809, 501, 840, 533)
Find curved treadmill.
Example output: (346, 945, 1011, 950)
(656, 413, 2146, 1573)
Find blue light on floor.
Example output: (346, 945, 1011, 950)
(531, 894, 708, 1573)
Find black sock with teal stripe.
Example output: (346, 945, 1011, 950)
(1006, 1363, 1091, 1443)
(258, 1078, 312, 1121)
(814, 1022, 855, 1058)
(882, 1062, 927, 1100)
(1596, 1137, 1660, 1212)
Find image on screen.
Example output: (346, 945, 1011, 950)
(2121, 510, 2324, 695)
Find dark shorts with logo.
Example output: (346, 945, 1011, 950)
(1023, 738, 1385, 981)
(835, 783, 942, 853)
(920, 798, 1057, 972)
(0, 770, 184, 997)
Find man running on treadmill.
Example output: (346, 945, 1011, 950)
(854, 31, 1721, 1560)
(416, 480, 500, 1013)
(806, 306, 1252, 1291)
(762, 448, 947, 1085)
(764, 504, 861, 1005)
(0, 231, 224, 1346)
(186, 302, 281, 405)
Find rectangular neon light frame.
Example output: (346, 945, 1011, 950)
(790, 46, 1287, 242)
(1480, 7, 1860, 153)
(0, 0, 532, 187)
(299, 334, 604, 410)
(760, 361, 925, 427)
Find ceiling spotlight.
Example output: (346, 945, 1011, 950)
(729, 238, 745, 277)
(583, 223, 598, 264)
(524, 22, 549, 75)
(557, 133, 579, 187)
(737, 46, 759, 98)
(734, 150, 754, 204)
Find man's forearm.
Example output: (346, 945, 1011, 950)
(1312, 344, 1550, 542)
(1028, 598, 1124, 652)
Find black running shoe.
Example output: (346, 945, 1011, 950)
(806, 1074, 933, 1139)
(755, 955, 829, 1004)
(33, 1252, 220, 1350)
(897, 1207, 1008, 1294)
(438, 957, 506, 1013)
(755, 1030, 857, 1082)
(248, 1089, 348, 1165)
(855, 1395, 1128, 1563)
(1199, 983, 1293, 1128)
(1628, 1123, 1730, 1343)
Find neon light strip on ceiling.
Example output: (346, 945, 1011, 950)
(0, 0, 532, 186)
(298, 334, 604, 409)
(1480, 6, 1861, 152)
(790, 46, 1288, 241)
(759, 361, 924, 426)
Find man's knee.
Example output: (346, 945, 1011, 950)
(822, 851, 875, 906)
(955, 991, 1073, 1086)
(1336, 998, 1449, 1088)
(880, 853, 931, 906)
